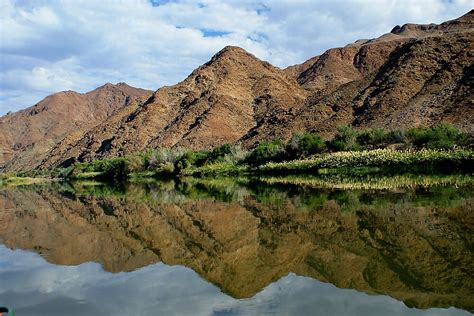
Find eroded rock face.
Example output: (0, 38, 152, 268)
(0, 183, 472, 312)
(3, 11, 474, 171)
(0, 83, 152, 170)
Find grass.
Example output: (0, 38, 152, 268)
(259, 149, 474, 174)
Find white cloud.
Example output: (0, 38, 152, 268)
(0, 0, 472, 114)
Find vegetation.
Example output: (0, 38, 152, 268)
(181, 162, 249, 177)
(286, 132, 326, 158)
(260, 148, 473, 174)
(70, 157, 129, 182)
(406, 123, 469, 149)
(244, 139, 286, 166)
(2, 123, 472, 184)
(327, 125, 360, 151)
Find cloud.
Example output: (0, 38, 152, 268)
(0, 0, 471, 114)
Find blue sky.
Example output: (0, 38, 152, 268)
(0, 0, 472, 114)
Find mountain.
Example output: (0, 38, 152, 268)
(2, 11, 473, 171)
(36, 46, 309, 168)
(286, 10, 474, 135)
(0, 83, 152, 170)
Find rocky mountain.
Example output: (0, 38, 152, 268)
(0, 83, 152, 170)
(1, 11, 473, 171)
(286, 10, 474, 135)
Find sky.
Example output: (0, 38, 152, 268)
(0, 0, 472, 115)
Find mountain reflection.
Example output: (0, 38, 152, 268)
(0, 176, 473, 312)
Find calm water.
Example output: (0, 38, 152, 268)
(0, 175, 473, 315)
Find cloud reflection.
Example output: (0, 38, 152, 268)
(0, 245, 469, 316)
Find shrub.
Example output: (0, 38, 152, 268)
(208, 144, 233, 162)
(327, 126, 359, 151)
(144, 148, 185, 170)
(157, 162, 175, 175)
(356, 128, 390, 148)
(99, 157, 129, 181)
(126, 153, 146, 173)
(287, 132, 325, 158)
(407, 123, 467, 149)
(225, 144, 248, 164)
(78, 157, 129, 181)
(355, 128, 407, 149)
(245, 139, 286, 166)
(175, 150, 210, 172)
(209, 144, 248, 164)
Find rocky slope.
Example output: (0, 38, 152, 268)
(0, 83, 151, 171)
(37, 47, 309, 168)
(2, 11, 473, 171)
(0, 183, 472, 311)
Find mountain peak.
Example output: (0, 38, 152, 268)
(96, 82, 121, 90)
(207, 46, 260, 65)
(89, 82, 149, 96)
(218, 45, 248, 54)
(116, 82, 131, 87)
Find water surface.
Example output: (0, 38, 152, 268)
(0, 176, 473, 315)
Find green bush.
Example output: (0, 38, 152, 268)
(356, 128, 390, 148)
(355, 128, 407, 149)
(327, 126, 359, 151)
(287, 132, 325, 158)
(144, 148, 185, 170)
(99, 158, 129, 181)
(126, 153, 146, 173)
(175, 150, 210, 172)
(157, 162, 175, 175)
(77, 157, 129, 181)
(245, 139, 286, 166)
(407, 123, 467, 149)
(208, 144, 233, 162)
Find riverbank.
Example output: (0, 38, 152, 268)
(3, 124, 473, 183)
(2, 148, 473, 185)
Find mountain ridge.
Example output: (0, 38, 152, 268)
(1, 10, 473, 171)
(0, 83, 152, 170)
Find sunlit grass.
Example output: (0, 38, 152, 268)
(260, 149, 473, 173)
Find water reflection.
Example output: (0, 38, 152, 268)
(0, 246, 470, 316)
(0, 175, 473, 315)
